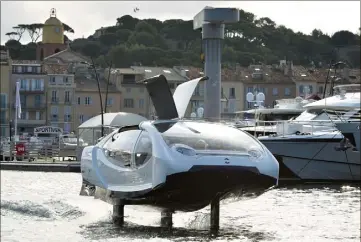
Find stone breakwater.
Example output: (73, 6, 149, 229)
(0, 161, 80, 172)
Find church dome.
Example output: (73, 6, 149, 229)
(44, 16, 62, 26)
(42, 8, 64, 44)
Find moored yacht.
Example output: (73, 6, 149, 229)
(335, 120, 360, 152)
(237, 97, 314, 136)
(258, 84, 361, 182)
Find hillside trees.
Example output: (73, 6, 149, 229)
(3, 11, 360, 68)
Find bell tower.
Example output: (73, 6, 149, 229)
(36, 8, 67, 61)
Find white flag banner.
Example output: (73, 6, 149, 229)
(15, 81, 22, 118)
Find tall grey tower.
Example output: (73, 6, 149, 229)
(193, 7, 239, 120)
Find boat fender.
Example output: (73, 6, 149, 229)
(295, 131, 301, 135)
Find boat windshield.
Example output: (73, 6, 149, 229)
(153, 121, 264, 152)
(63, 137, 77, 143)
(295, 109, 360, 122)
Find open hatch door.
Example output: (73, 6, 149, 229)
(140, 74, 208, 120)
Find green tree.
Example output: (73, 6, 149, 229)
(99, 33, 118, 46)
(3, 10, 360, 68)
(115, 29, 132, 44)
(134, 21, 157, 35)
(116, 15, 139, 30)
(331, 30, 358, 46)
(81, 41, 102, 58)
(128, 32, 155, 47)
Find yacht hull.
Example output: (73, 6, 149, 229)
(335, 122, 360, 152)
(260, 137, 361, 182)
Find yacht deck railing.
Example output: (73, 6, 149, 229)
(241, 119, 341, 138)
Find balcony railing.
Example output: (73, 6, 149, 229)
(13, 103, 46, 109)
(51, 116, 58, 122)
(64, 99, 73, 105)
(51, 98, 59, 104)
(64, 115, 72, 122)
(16, 88, 45, 93)
(17, 119, 46, 125)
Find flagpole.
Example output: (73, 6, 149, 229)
(14, 81, 21, 162)
(14, 92, 18, 162)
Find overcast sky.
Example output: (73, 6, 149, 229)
(1, 1, 360, 45)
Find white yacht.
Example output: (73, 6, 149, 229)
(237, 97, 314, 136)
(258, 84, 360, 182)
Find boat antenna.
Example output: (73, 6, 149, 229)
(322, 48, 338, 98)
(329, 61, 347, 96)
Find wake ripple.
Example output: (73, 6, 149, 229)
(0, 199, 85, 221)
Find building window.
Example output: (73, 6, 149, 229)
(64, 91, 70, 103)
(0, 94, 6, 108)
(123, 74, 136, 84)
(79, 114, 84, 124)
(64, 114, 71, 122)
(272, 87, 278, 96)
(200, 83, 205, 96)
(51, 106, 58, 115)
(64, 76, 68, 83)
(229, 99, 236, 113)
(20, 95, 26, 106)
(64, 106, 71, 115)
(106, 97, 114, 106)
(229, 88, 235, 99)
(284, 87, 291, 96)
(85, 97, 91, 105)
(318, 86, 323, 94)
(126, 88, 131, 93)
(139, 99, 144, 109)
(34, 79, 42, 90)
(17, 66, 22, 73)
(35, 111, 40, 120)
(20, 112, 28, 120)
(308, 85, 313, 94)
(0, 111, 6, 124)
(35, 95, 41, 106)
(77, 97, 81, 105)
(258, 87, 266, 94)
(20, 79, 29, 90)
(124, 98, 134, 108)
(194, 86, 200, 96)
(299, 85, 304, 95)
(51, 90, 57, 103)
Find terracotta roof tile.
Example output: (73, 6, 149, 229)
(44, 64, 69, 74)
(12, 60, 40, 64)
(75, 78, 118, 92)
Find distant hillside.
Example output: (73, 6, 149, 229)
(3, 11, 361, 68)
